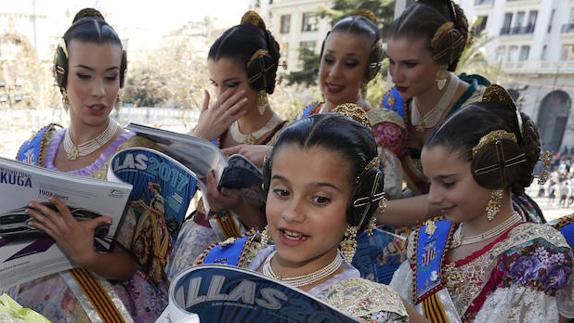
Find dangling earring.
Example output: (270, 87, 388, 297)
(256, 91, 269, 116)
(340, 225, 358, 263)
(260, 225, 270, 248)
(61, 89, 70, 111)
(115, 91, 122, 111)
(486, 189, 504, 221)
(436, 67, 449, 91)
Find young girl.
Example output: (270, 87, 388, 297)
(390, 85, 573, 322)
(193, 113, 409, 321)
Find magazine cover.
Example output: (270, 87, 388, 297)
(158, 264, 360, 323)
(107, 147, 199, 284)
(0, 157, 132, 288)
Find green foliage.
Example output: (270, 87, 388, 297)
(456, 31, 507, 83)
(284, 47, 320, 87)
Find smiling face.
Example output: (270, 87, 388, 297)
(66, 40, 123, 128)
(265, 144, 352, 269)
(422, 145, 492, 223)
(387, 36, 441, 100)
(207, 57, 257, 112)
(319, 32, 371, 108)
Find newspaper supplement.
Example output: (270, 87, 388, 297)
(159, 265, 359, 322)
(0, 157, 132, 288)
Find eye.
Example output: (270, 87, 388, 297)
(312, 195, 331, 206)
(442, 181, 456, 189)
(344, 60, 359, 68)
(105, 74, 118, 81)
(224, 81, 240, 88)
(76, 73, 90, 80)
(272, 188, 290, 198)
(405, 62, 417, 68)
(323, 55, 335, 65)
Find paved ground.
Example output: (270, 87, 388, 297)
(526, 182, 573, 222)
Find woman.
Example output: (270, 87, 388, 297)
(390, 85, 573, 322)
(166, 11, 286, 280)
(192, 113, 408, 321)
(6, 9, 166, 322)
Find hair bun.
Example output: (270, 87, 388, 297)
(355, 9, 378, 24)
(73, 8, 105, 23)
(241, 10, 266, 30)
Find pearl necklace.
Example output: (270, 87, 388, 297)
(452, 211, 522, 247)
(229, 112, 282, 145)
(63, 119, 119, 160)
(262, 250, 343, 288)
(411, 72, 459, 133)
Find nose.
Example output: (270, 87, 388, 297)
(427, 184, 443, 206)
(390, 65, 403, 84)
(91, 77, 106, 98)
(281, 196, 306, 224)
(328, 61, 343, 80)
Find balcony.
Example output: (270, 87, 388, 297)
(500, 25, 535, 35)
(501, 60, 574, 74)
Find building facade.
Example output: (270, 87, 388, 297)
(461, 0, 574, 152)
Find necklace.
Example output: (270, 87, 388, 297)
(452, 211, 522, 247)
(63, 119, 119, 160)
(229, 112, 282, 145)
(262, 250, 343, 288)
(411, 73, 459, 133)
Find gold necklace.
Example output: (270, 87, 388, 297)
(452, 211, 521, 248)
(63, 119, 119, 160)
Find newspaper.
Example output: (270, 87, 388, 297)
(158, 264, 359, 323)
(0, 157, 132, 288)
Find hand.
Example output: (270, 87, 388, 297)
(206, 170, 243, 211)
(26, 197, 112, 267)
(193, 88, 248, 141)
(222, 144, 273, 167)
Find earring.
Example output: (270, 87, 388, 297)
(115, 92, 122, 111)
(486, 189, 504, 221)
(538, 151, 552, 185)
(436, 68, 449, 91)
(340, 225, 358, 263)
(62, 89, 70, 111)
(256, 91, 269, 116)
(260, 225, 270, 248)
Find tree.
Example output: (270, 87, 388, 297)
(456, 28, 507, 84)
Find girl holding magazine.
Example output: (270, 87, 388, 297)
(5, 8, 167, 322)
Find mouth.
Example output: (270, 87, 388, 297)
(278, 228, 309, 244)
(395, 86, 409, 93)
(439, 205, 456, 215)
(325, 82, 345, 94)
(86, 104, 108, 114)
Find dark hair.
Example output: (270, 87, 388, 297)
(54, 8, 127, 91)
(425, 103, 541, 195)
(388, 0, 468, 71)
(320, 14, 383, 82)
(263, 114, 384, 232)
(208, 11, 280, 94)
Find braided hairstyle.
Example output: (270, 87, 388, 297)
(54, 8, 127, 93)
(263, 113, 384, 233)
(320, 11, 383, 82)
(388, 0, 469, 71)
(208, 11, 281, 95)
(425, 89, 541, 195)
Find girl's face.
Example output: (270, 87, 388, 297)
(266, 144, 352, 268)
(421, 145, 492, 223)
(319, 32, 371, 108)
(66, 41, 122, 128)
(387, 36, 442, 100)
(207, 58, 255, 112)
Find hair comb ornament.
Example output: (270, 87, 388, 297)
(331, 103, 371, 128)
(58, 38, 69, 59)
(538, 151, 552, 185)
(482, 84, 524, 141)
(355, 9, 379, 24)
(241, 10, 266, 30)
(430, 22, 465, 65)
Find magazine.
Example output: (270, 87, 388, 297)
(157, 264, 359, 323)
(0, 157, 132, 288)
(107, 147, 199, 284)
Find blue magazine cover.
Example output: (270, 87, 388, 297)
(159, 264, 359, 323)
(108, 147, 199, 284)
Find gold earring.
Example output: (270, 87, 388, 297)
(256, 91, 269, 116)
(62, 89, 70, 111)
(260, 225, 270, 248)
(486, 189, 504, 221)
(340, 225, 358, 263)
(436, 68, 449, 91)
(538, 151, 552, 185)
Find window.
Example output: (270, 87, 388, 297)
(519, 45, 530, 61)
(508, 45, 519, 61)
(496, 45, 506, 62)
(301, 12, 318, 32)
(527, 10, 538, 33)
(473, 16, 488, 35)
(280, 15, 291, 34)
(300, 41, 316, 51)
(513, 11, 525, 34)
(501, 13, 513, 35)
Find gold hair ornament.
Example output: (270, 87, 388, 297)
(59, 38, 69, 59)
(355, 9, 379, 24)
(538, 151, 552, 185)
(482, 84, 524, 139)
(241, 10, 266, 30)
(247, 49, 276, 90)
(430, 22, 465, 65)
(472, 130, 517, 157)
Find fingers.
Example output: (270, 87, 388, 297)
(202, 89, 210, 111)
(26, 207, 61, 239)
(27, 200, 66, 229)
(222, 145, 244, 156)
(84, 215, 112, 232)
(51, 196, 74, 222)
